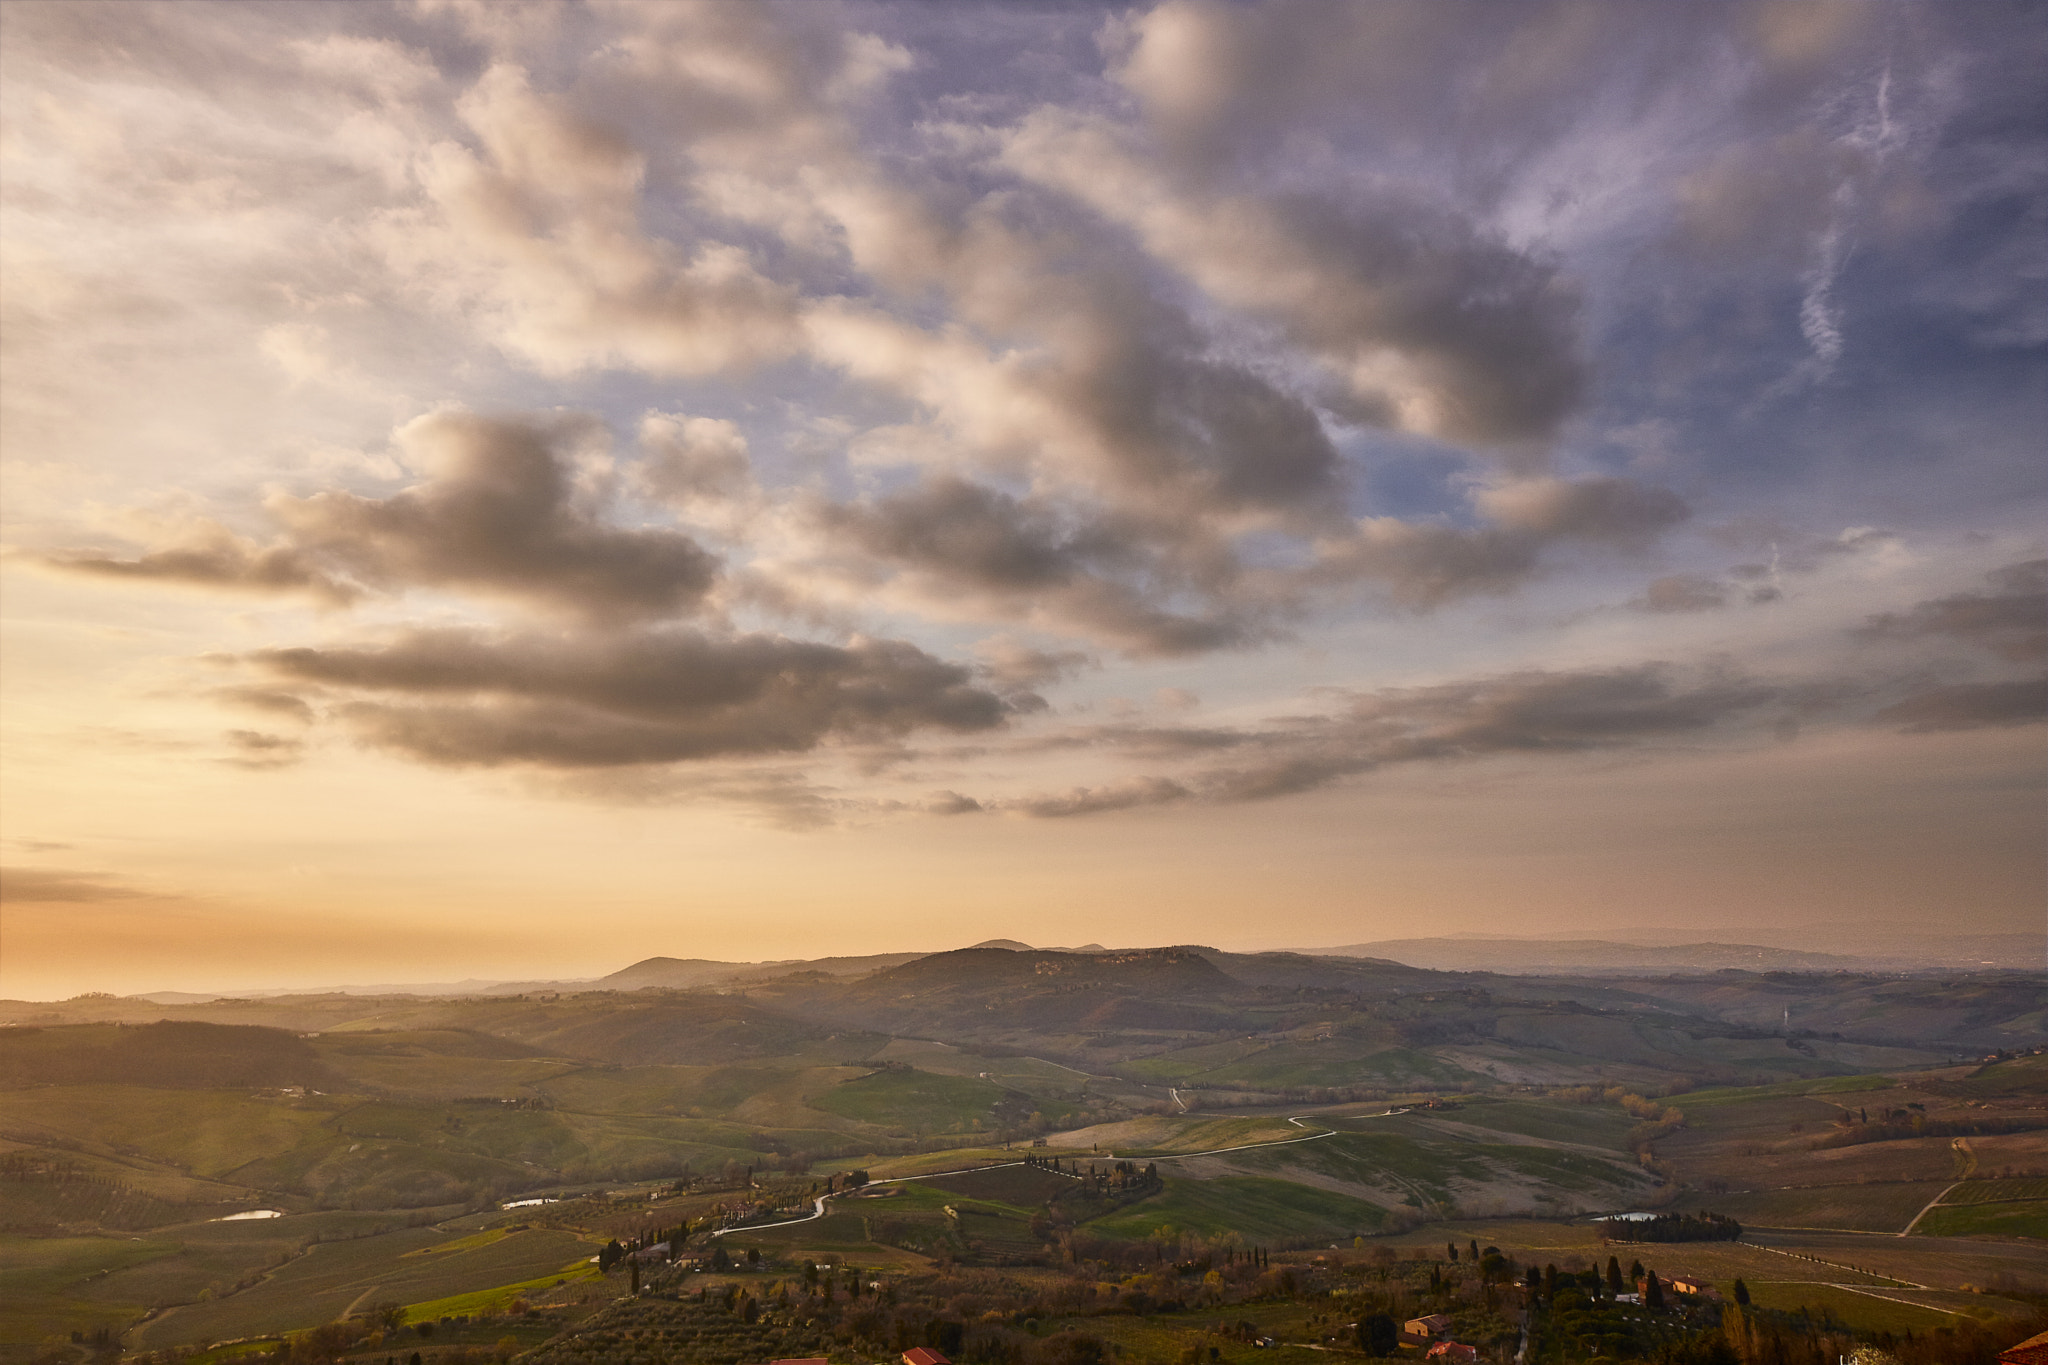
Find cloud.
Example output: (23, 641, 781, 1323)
(1002, 664, 1787, 814)
(215, 688, 318, 723)
(0, 868, 148, 903)
(223, 730, 305, 770)
(50, 412, 724, 623)
(273, 410, 720, 622)
(802, 280, 1347, 523)
(1638, 574, 1730, 613)
(398, 62, 804, 377)
(1858, 559, 2048, 662)
(40, 528, 359, 605)
(1876, 677, 2048, 732)
(636, 412, 758, 516)
(805, 475, 1255, 655)
(1005, 110, 1587, 447)
(1472, 478, 1690, 548)
(973, 638, 1095, 691)
(1308, 476, 1690, 608)
(1015, 776, 1194, 818)
(237, 626, 1012, 769)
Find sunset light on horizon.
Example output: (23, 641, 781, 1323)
(1, 0, 2042, 1000)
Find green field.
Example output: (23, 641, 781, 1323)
(0, 1235, 182, 1347)
(400, 1259, 603, 1319)
(3, 962, 2040, 1362)
(1913, 1200, 2048, 1239)
(129, 1224, 598, 1348)
(911, 1163, 1074, 1208)
(1741, 1281, 1965, 1333)
(1431, 1097, 1638, 1150)
(1085, 1175, 1389, 1242)
(1681, 1181, 1956, 1233)
(0, 1086, 339, 1180)
(808, 1069, 1016, 1132)
(1943, 1177, 2048, 1204)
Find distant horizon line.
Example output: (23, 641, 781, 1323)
(6, 928, 2040, 1004)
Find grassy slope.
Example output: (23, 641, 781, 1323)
(1914, 1200, 2048, 1239)
(808, 1070, 1013, 1132)
(130, 1225, 597, 1347)
(1085, 1173, 1388, 1241)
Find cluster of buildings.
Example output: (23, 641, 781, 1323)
(1403, 1314, 1476, 1361)
(768, 1351, 950, 1365)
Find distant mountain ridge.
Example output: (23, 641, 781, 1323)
(1311, 936, 2018, 974)
(109, 930, 2041, 1008)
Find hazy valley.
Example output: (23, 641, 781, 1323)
(3, 943, 2042, 1365)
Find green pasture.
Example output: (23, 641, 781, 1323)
(1678, 1074, 1907, 1109)
(401, 1259, 603, 1319)
(1687, 1181, 1955, 1233)
(0, 1235, 180, 1356)
(808, 1069, 1012, 1132)
(1199, 1044, 1476, 1090)
(1434, 1097, 1638, 1151)
(1943, 1177, 2048, 1204)
(0, 1086, 339, 1181)
(910, 1162, 1073, 1209)
(130, 1225, 598, 1348)
(1739, 1282, 1963, 1333)
(1914, 1199, 2048, 1239)
(1221, 1126, 1645, 1214)
(1117, 1039, 1268, 1082)
(1112, 1116, 1303, 1155)
(1084, 1174, 1388, 1242)
(1936, 1055, 2048, 1099)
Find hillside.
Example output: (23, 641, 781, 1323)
(1, 948, 2043, 1363)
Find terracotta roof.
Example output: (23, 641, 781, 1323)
(2000, 1329, 2048, 1365)
(904, 1350, 953, 1365)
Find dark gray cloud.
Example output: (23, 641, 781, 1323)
(0, 867, 147, 903)
(1006, 664, 1786, 815)
(1858, 559, 2048, 662)
(275, 411, 719, 622)
(812, 476, 1257, 655)
(43, 532, 358, 604)
(973, 638, 1095, 691)
(1004, 115, 1587, 450)
(1311, 477, 1690, 607)
(1875, 677, 2048, 733)
(240, 627, 1012, 768)
(43, 412, 722, 623)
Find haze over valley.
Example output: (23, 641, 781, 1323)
(0, 1, 2042, 1362)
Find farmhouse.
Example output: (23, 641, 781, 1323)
(903, 1350, 952, 1365)
(1426, 1344, 1479, 1364)
(1404, 1314, 1453, 1342)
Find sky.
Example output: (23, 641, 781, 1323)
(0, 0, 2042, 999)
